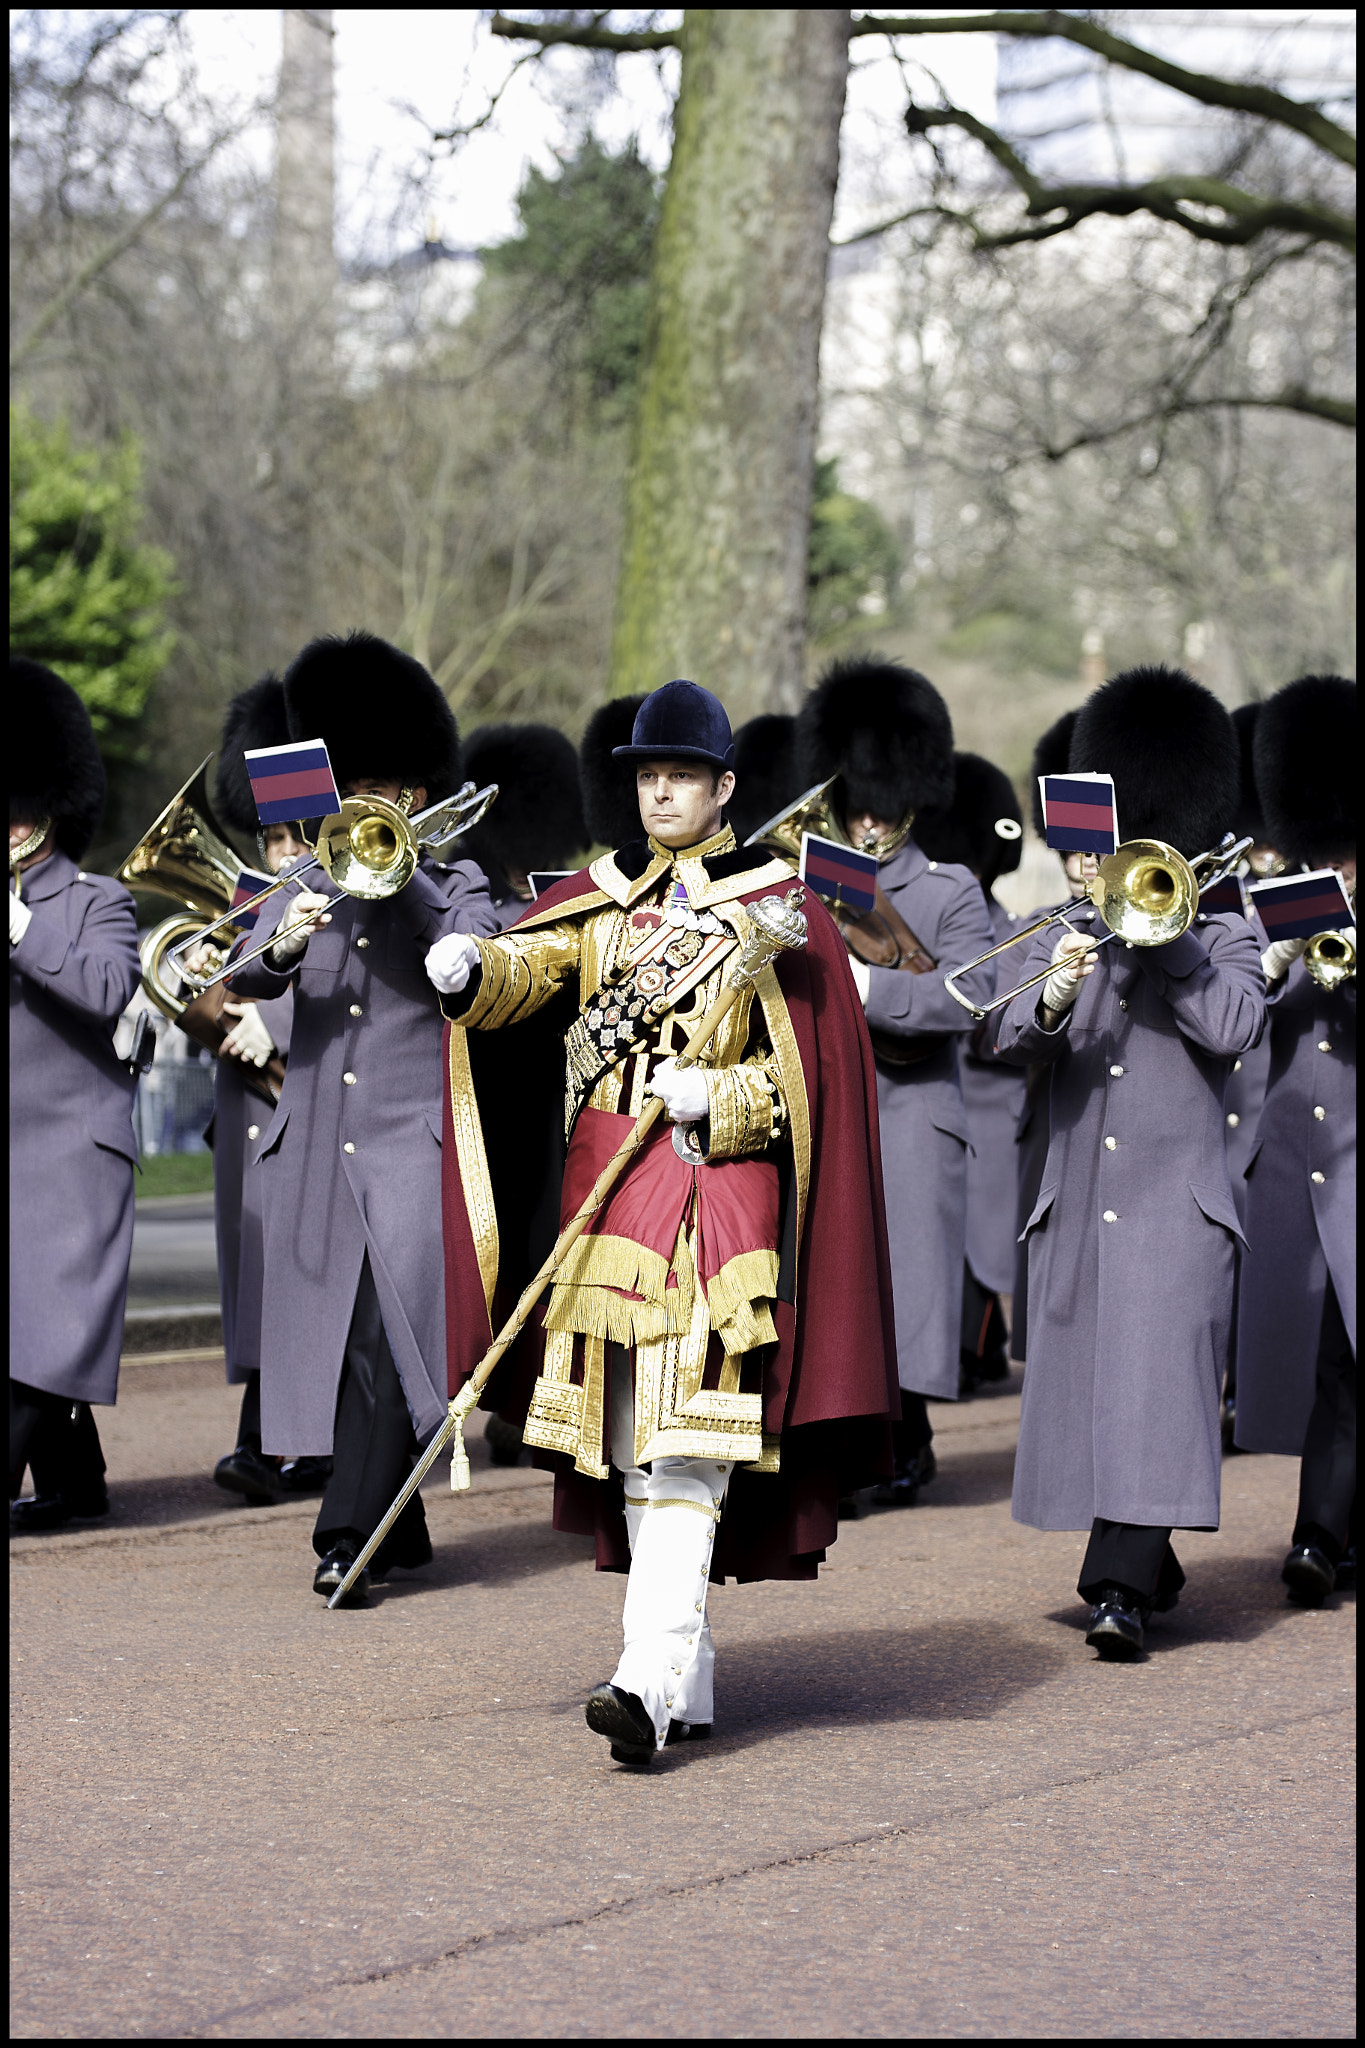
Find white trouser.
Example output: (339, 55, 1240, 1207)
(609, 1362, 732, 1749)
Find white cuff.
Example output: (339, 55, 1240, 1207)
(10, 893, 33, 946)
(850, 957, 871, 1004)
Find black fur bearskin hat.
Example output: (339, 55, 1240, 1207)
(215, 674, 290, 837)
(1029, 710, 1078, 838)
(10, 655, 107, 859)
(461, 723, 587, 878)
(1253, 674, 1355, 869)
(915, 752, 1024, 892)
(283, 631, 461, 802)
(728, 713, 798, 847)
(580, 694, 647, 849)
(1068, 665, 1239, 855)
(796, 655, 955, 823)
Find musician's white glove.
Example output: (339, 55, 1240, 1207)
(219, 1000, 275, 1067)
(180, 939, 221, 981)
(648, 1057, 710, 1124)
(1041, 929, 1097, 1016)
(10, 892, 32, 946)
(426, 930, 481, 995)
(269, 889, 331, 963)
(1261, 934, 1307, 983)
(849, 957, 871, 1004)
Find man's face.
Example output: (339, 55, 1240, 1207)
(844, 810, 898, 855)
(341, 776, 427, 811)
(262, 823, 309, 875)
(636, 760, 734, 849)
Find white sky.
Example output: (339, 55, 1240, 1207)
(182, 10, 999, 259)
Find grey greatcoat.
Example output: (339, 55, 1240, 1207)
(9, 851, 142, 1405)
(861, 840, 995, 1397)
(1222, 1029, 1271, 1225)
(995, 906, 1265, 1531)
(1008, 896, 1079, 1360)
(205, 989, 294, 1385)
(228, 855, 498, 1454)
(960, 895, 1027, 1295)
(1234, 961, 1356, 1454)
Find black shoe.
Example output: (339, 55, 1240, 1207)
(313, 1544, 370, 1606)
(1220, 1396, 1242, 1456)
(837, 1492, 864, 1519)
(870, 1469, 920, 1508)
(214, 1445, 280, 1507)
(1085, 1588, 1145, 1659)
(485, 1415, 526, 1468)
(1333, 1546, 1356, 1593)
(913, 1445, 937, 1487)
(10, 1488, 109, 1532)
(665, 1719, 712, 1745)
(277, 1455, 332, 1494)
(585, 1682, 655, 1766)
(1282, 1543, 1335, 1608)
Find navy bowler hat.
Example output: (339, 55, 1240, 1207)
(611, 679, 735, 771)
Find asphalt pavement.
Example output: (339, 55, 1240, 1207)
(127, 1197, 219, 1314)
(10, 1363, 1356, 2039)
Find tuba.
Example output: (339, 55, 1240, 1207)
(1304, 922, 1356, 991)
(117, 758, 245, 1022)
(744, 778, 915, 864)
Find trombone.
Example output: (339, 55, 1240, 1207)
(944, 833, 1254, 1022)
(163, 778, 498, 994)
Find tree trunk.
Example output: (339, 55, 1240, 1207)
(608, 10, 850, 720)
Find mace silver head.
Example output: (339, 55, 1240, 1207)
(730, 887, 809, 987)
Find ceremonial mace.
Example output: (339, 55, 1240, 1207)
(329, 887, 809, 1607)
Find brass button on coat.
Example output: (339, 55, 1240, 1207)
(1232, 1058, 1242, 1072)
(1104, 1136, 1117, 1150)
(1318, 1040, 1331, 1052)
(343, 1072, 356, 1085)
(1226, 1113, 1239, 1128)
(349, 1004, 363, 1017)
(1311, 1171, 1325, 1184)
(1103, 1209, 1118, 1223)
(1313, 1106, 1325, 1119)
(343, 1142, 356, 1156)
(356, 937, 370, 950)
(247, 1123, 260, 1140)
(1109, 1065, 1124, 1077)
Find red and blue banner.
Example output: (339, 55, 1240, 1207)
(1247, 868, 1352, 942)
(1196, 872, 1249, 919)
(1038, 773, 1119, 857)
(229, 866, 275, 930)
(799, 832, 880, 914)
(244, 739, 339, 826)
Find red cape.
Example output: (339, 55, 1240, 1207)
(441, 862, 899, 1581)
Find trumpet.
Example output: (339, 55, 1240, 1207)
(944, 833, 1254, 1022)
(166, 779, 499, 993)
(1304, 926, 1355, 990)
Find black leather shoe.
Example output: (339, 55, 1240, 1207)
(871, 1469, 919, 1508)
(585, 1683, 655, 1765)
(1085, 1589, 1145, 1659)
(214, 1445, 280, 1507)
(277, 1455, 332, 1494)
(665, 1719, 712, 1745)
(485, 1415, 526, 1468)
(1282, 1543, 1336, 1607)
(1333, 1546, 1356, 1592)
(313, 1545, 370, 1606)
(10, 1494, 70, 1532)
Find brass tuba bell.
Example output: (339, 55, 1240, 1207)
(743, 777, 917, 864)
(1304, 926, 1356, 990)
(116, 757, 244, 1020)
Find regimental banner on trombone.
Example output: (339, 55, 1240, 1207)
(1247, 868, 1353, 941)
(799, 832, 880, 914)
(229, 866, 274, 930)
(1196, 872, 1249, 919)
(244, 739, 340, 826)
(1038, 773, 1119, 857)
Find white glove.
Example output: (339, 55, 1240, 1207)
(426, 930, 481, 995)
(10, 892, 33, 946)
(219, 1000, 276, 1067)
(1041, 929, 1098, 1015)
(849, 957, 871, 1005)
(1261, 934, 1307, 983)
(648, 1057, 711, 1124)
(269, 888, 332, 962)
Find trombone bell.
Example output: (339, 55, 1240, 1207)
(1090, 839, 1197, 947)
(1304, 928, 1356, 990)
(315, 796, 417, 899)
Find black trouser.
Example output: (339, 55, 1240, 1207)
(1293, 1278, 1356, 1566)
(894, 1388, 933, 1466)
(10, 1380, 107, 1506)
(313, 1257, 430, 1569)
(961, 1264, 1008, 1367)
(237, 1371, 262, 1452)
(1078, 1518, 1185, 1610)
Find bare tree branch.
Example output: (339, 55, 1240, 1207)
(490, 12, 681, 54)
(1032, 387, 1355, 457)
(853, 11, 1357, 167)
(903, 102, 1356, 253)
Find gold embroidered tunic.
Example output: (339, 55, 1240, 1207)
(449, 828, 798, 1476)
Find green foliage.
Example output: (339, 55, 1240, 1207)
(482, 135, 660, 403)
(807, 458, 899, 639)
(135, 1151, 216, 1197)
(940, 605, 1080, 680)
(9, 406, 177, 764)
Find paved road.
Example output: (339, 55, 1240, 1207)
(10, 1366, 1355, 2039)
(128, 1198, 219, 1313)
